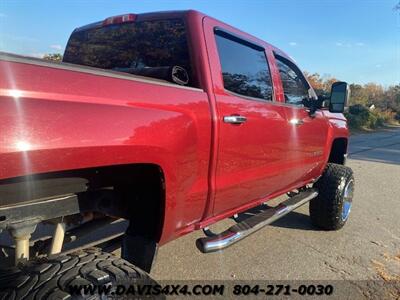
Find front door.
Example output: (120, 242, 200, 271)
(273, 54, 330, 186)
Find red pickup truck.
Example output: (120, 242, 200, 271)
(0, 10, 354, 298)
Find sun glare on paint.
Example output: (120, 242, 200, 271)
(9, 89, 23, 99)
(15, 141, 32, 151)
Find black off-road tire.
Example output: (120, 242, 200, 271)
(310, 163, 354, 230)
(0, 248, 160, 299)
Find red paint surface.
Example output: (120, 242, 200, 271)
(0, 10, 348, 244)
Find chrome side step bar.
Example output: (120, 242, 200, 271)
(196, 189, 318, 253)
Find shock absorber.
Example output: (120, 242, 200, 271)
(8, 220, 38, 265)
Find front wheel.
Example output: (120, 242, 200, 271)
(310, 163, 354, 230)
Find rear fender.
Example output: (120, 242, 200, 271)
(0, 59, 212, 244)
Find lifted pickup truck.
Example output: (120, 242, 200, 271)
(0, 10, 353, 298)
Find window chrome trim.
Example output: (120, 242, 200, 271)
(270, 101, 308, 110)
(223, 88, 274, 104)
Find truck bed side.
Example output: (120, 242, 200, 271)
(0, 53, 212, 244)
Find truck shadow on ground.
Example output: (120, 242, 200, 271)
(270, 211, 314, 230)
(232, 204, 314, 231)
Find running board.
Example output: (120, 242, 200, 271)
(196, 189, 318, 253)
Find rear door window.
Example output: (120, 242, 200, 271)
(214, 30, 273, 101)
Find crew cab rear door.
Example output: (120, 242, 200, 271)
(272, 54, 330, 185)
(203, 18, 293, 216)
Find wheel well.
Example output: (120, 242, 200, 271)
(0, 164, 166, 242)
(328, 138, 348, 165)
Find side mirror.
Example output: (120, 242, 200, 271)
(329, 82, 350, 113)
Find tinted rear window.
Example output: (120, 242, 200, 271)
(63, 19, 195, 86)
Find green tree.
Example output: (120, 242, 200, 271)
(349, 84, 368, 105)
(43, 53, 63, 62)
(304, 72, 338, 97)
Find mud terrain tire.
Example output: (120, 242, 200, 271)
(310, 163, 354, 230)
(0, 248, 159, 299)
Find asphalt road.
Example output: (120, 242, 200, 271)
(144, 126, 400, 298)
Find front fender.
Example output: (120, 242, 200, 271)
(320, 110, 349, 170)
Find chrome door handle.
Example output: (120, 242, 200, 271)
(223, 115, 247, 124)
(289, 118, 304, 126)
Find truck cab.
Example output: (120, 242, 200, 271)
(60, 10, 348, 222)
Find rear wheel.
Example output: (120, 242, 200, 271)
(310, 163, 354, 230)
(0, 248, 160, 299)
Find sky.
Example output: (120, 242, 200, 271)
(0, 0, 399, 86)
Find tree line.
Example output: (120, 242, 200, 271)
(305, 72, 400, 129)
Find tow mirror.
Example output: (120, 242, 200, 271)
(329, 82, 350, 113)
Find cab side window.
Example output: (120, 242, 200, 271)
(275, 55, 309, 106)
(215, 30, 273, 101)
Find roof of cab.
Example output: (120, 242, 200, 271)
(73, 10, 203, 32)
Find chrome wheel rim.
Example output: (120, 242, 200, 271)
(341, 179, 354, 221)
